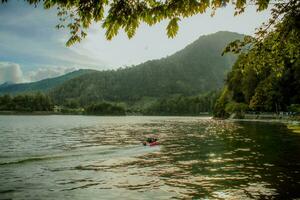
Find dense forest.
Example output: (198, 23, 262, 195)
(0, 91, 220, 115)
(50, 31, 242, 105)
(144, 92, 219, 115)
(214, 8, 300, 118)
(85, 102, 126, 115)
(0, 93, 53, 112)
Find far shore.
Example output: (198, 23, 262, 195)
(0, 111, 299, 121)
(0, 111, 211, 117)
(0, 111, 59, 115)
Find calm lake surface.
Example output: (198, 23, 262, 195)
(0, 115, 300, 199)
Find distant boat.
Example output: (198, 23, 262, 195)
(142, 139, 159, 147)
(149, 141, 159, 146)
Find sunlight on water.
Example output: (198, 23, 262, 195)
(0, 116, 300, 199)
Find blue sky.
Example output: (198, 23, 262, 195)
(0, 0, 272, 83)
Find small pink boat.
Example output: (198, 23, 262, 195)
(142, 141, 159, 146)
(149, 141, 159, 146)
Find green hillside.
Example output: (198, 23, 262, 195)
(51, 31, 243, 105)
(0, 69, 95, 95)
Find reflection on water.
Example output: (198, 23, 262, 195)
(0, 116, 300, 199)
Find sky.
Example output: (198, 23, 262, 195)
(0, 0, 272, 84)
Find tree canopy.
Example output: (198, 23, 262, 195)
(144, 92, 219, 115)
(223, 0, 299, 54)
(0, 0, 286, 45)
(214, 5, 300, 117)
(0, 93, 53, 112)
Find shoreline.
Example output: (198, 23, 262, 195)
(1, 111, 299, 125)
(228, 118, 300, 125)
(0, 111, 59, 115)
(227, 117, 300, 134)
(0, 111, 299, 120)
(0, 111, 212, 117)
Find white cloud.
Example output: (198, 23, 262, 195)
(0, 61, 77, 84)
(0, 62, 23, 84)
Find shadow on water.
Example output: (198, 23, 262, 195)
(0, 116, 300, 199)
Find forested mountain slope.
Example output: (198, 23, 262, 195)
(50, 31, 244, 105)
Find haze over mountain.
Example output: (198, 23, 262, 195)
(51, 31, 244, 105)
(0, 69, 95, 95)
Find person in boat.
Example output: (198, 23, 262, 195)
(147, 137, 157, 143)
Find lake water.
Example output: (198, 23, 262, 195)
(0, 115, 300, 199)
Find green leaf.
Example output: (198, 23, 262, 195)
(166, 17, 180, 38)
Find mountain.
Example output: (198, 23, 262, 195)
(0, 69, 95, 95)
(51, 31, 244, 105)
(0, 81, 14, 89)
